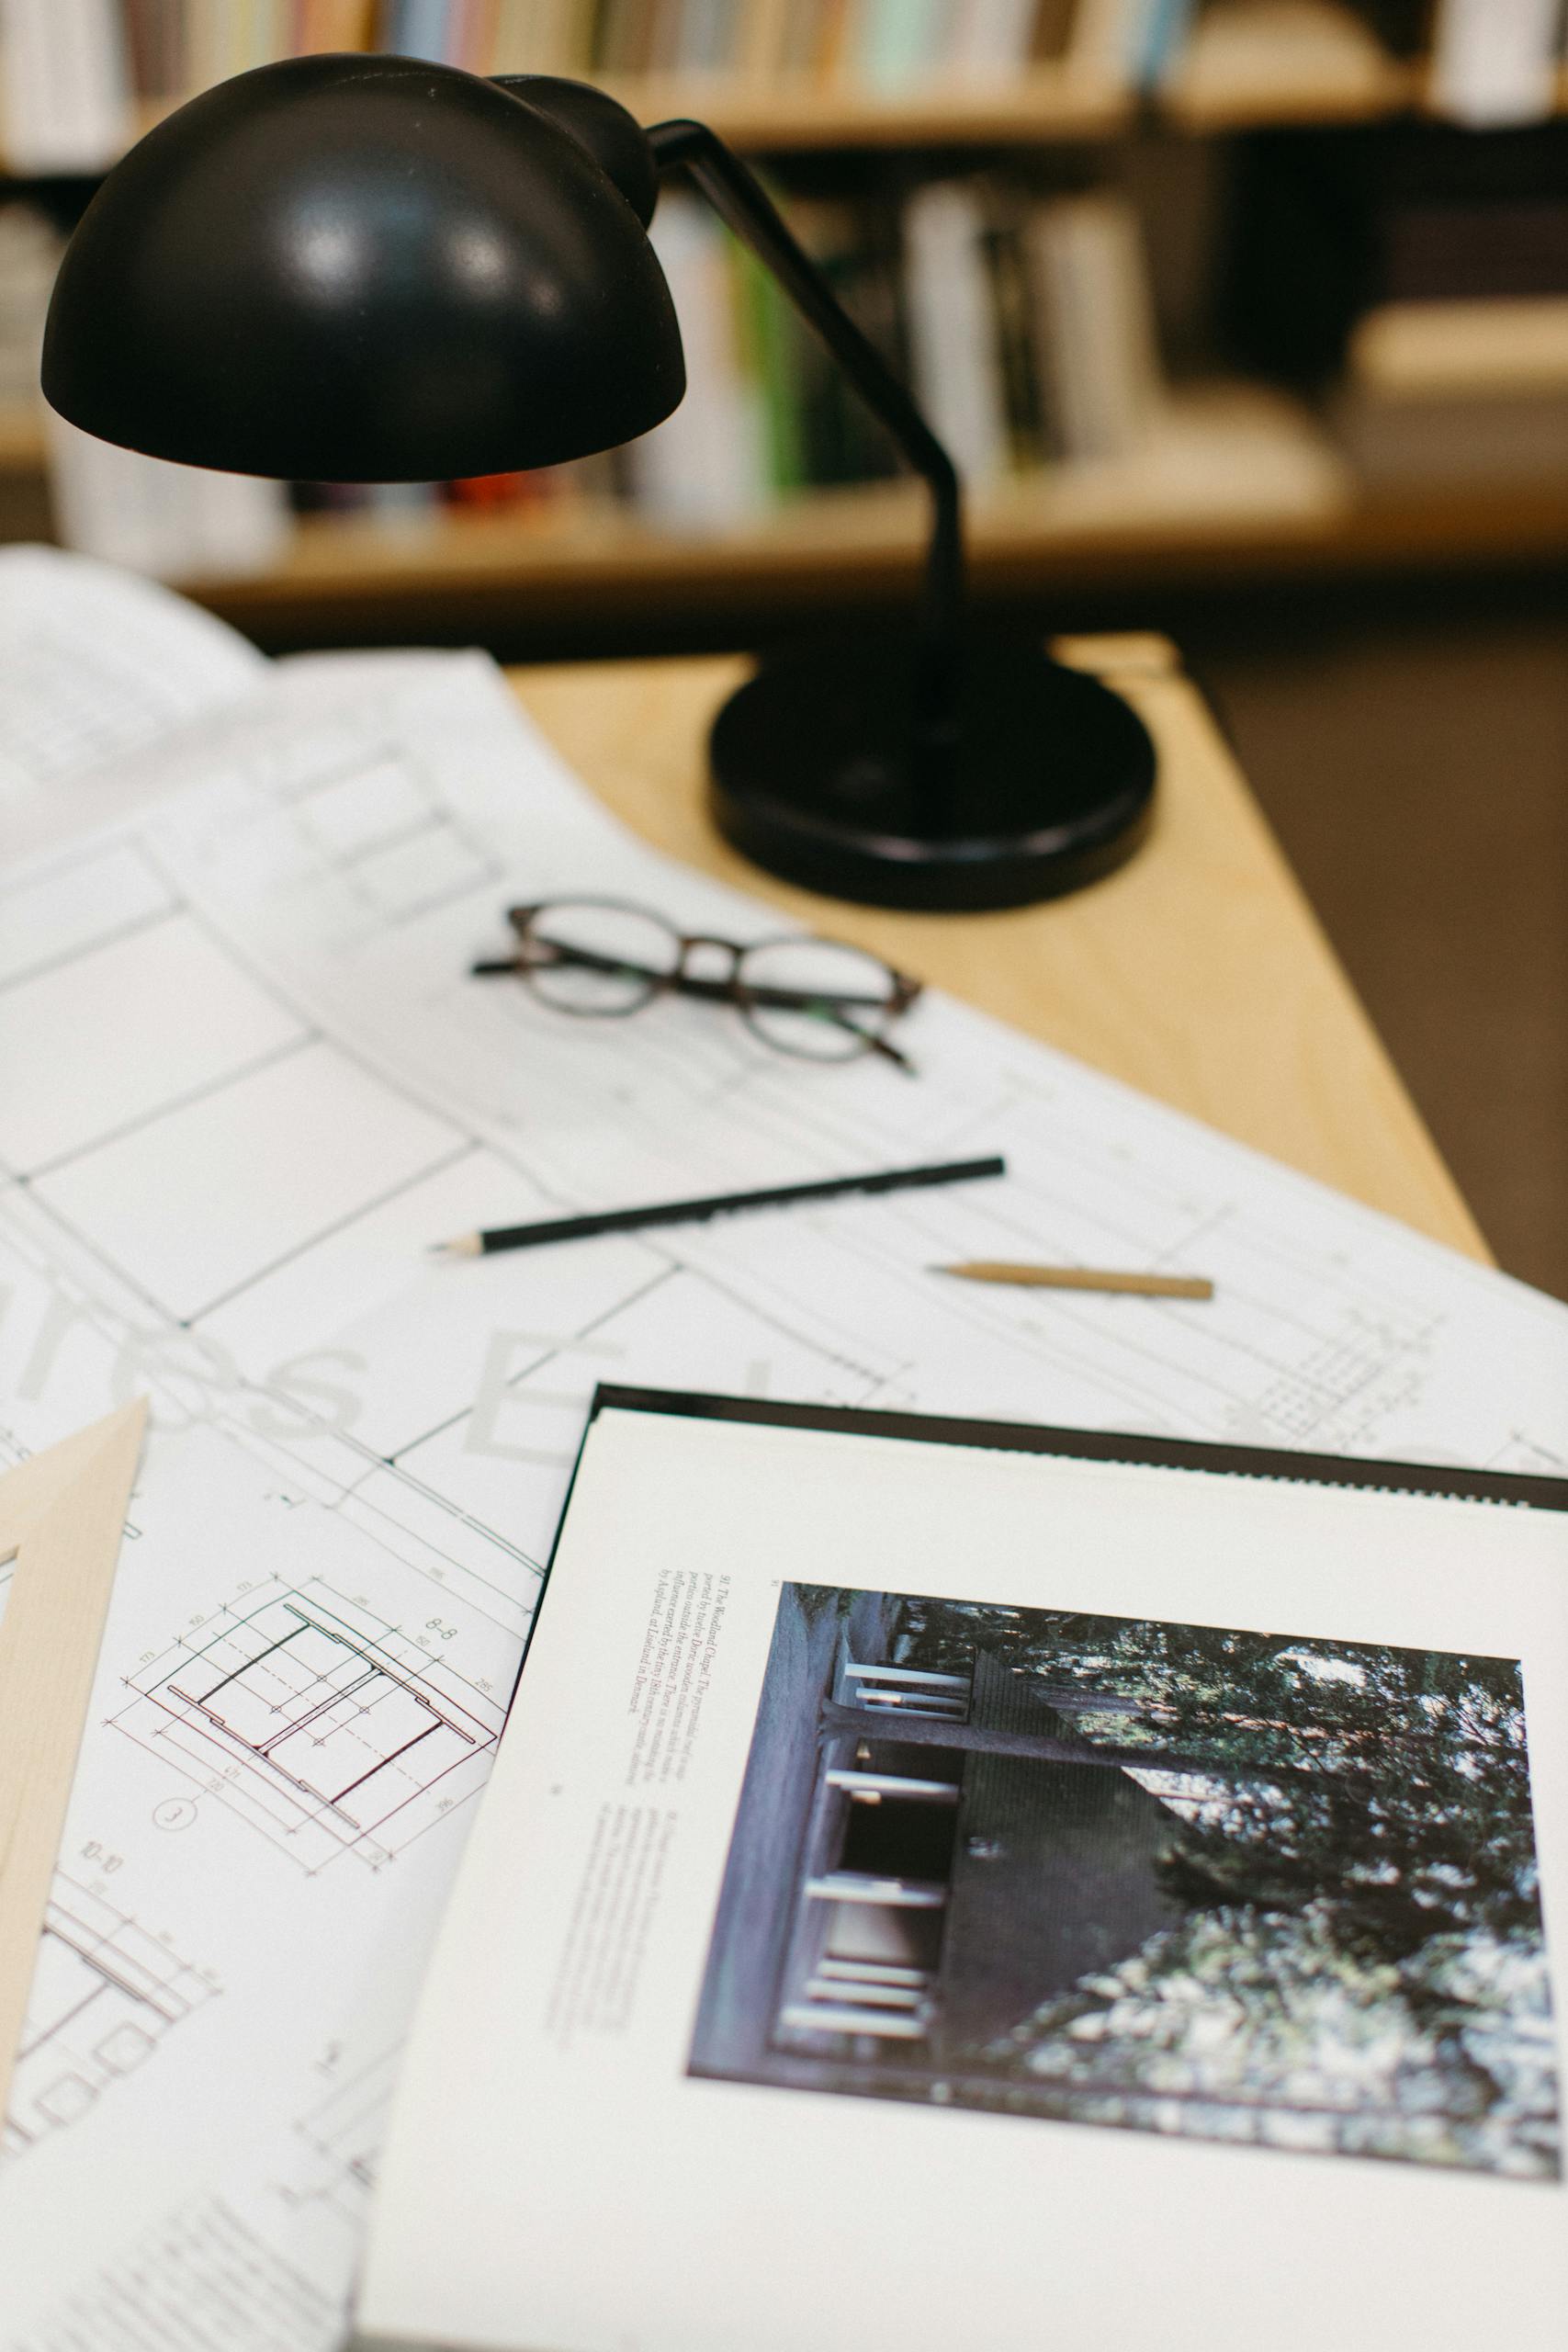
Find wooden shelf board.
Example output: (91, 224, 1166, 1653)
(173, 390, 1568, 636)
(130, 70, 1134, 154)
(125, 61, 1568, 158)
(122, 72, 1134, 158)
(191, 477, 1568, 638)
(1167, 61, 1413, 130)
(185, 384, 1345, 614)
(1170, 56, 1568, 132)
(596, 66, 1132, 147)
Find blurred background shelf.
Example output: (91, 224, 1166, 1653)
(148, 389, 1564, 651)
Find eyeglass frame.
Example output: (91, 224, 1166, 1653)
(470, 898, 924, 1070)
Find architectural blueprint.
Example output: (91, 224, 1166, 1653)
(2, 559, 1567, 2346)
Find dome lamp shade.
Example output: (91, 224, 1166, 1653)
(40, 53, 685, 483)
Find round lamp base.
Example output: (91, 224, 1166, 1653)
(708, 636, 1156, 912)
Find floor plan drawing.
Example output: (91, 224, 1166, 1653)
(288, 2046, 401, 2233)
(284, 734, 504, 931)
(112, 1579, 506, 1874)
(3, 1877, 218, 2160)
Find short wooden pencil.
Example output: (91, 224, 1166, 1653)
(936, 1261, 1213, 1299)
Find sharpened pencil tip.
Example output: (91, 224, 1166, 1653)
(429, 1234, 482, 1258)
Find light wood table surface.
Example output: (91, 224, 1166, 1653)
(511, 634, 1487, 1265)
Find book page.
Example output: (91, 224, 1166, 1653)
(361, 1405, 1568, 2352)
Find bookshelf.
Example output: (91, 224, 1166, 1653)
(4, 6, 1568, 644)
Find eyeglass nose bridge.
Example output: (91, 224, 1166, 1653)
(672, 932, 746, 986)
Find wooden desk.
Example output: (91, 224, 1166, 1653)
(511, 634, 1487, 1265)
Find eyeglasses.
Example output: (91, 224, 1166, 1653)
(471, 899, 924, 1072)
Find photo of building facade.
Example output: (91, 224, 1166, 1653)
(689, 1584, 1558, 2175)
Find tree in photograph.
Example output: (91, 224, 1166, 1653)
(895, 1596, 1555, 2167)
(897, 1597, 1537, 1963)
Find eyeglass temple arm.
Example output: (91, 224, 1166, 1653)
(646, 117, 964, 774)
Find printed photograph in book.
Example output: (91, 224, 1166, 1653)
(689, 1587, 1560, 2176)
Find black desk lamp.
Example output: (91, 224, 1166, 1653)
(42, 53, 1155, 911)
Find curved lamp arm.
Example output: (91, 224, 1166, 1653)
(647, 118, 964, 768)
(494, 84, 1153, 910)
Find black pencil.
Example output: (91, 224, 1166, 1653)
(432, 1154, 1006, 1257)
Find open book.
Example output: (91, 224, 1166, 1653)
(357, 1387, 1568, 2352)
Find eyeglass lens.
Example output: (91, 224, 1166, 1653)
(738, 937, 903, 1062)
(517, 900, 682, 1016)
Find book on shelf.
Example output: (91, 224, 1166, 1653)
(1070, 0, 1201, 91)
(1027, 189, 1166, 458)
(0, 0, 1483, 158)
(1429, 0, 1566, 130)
(0, 0, 132, 175)
(985, 195, 1051, 470)
(1170, 0, 1402, 112)
(1348, 295, 1568, 396)
(904, 175, 1169, 488)
(625, 189, 772, 526)
(904, 179, 1013, 486)
(782, 192, 908, 488)
(0, 200, 60, 404)
(1333, 289, 1568, 488)
(950, 0, 1066, 78)
(1132, 0, 1201, 87)
(350, 1384, 1568, 2352)
(852, 0, 951, 92)
(44, 411, 291, 576)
